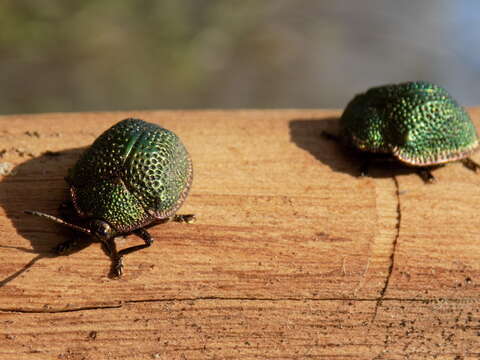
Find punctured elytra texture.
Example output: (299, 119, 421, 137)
(67, 118, 192, 233)
(340, 81, 479, 166)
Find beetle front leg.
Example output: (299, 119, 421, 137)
(111, 228, 153, 277)
(102, 238, 122, 278)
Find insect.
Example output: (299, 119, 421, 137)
(324, 81, 480, 182)
(26, 118, 194, 277)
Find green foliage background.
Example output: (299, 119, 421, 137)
(0, 1, 478, 114)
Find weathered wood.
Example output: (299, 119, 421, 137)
(1, 110, 479, 359)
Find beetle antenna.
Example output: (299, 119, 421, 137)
(24, 210, 92, 235)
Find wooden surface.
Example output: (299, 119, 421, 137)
(1, 110, 480, 359)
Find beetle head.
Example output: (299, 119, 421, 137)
(89, 219, 114, 241)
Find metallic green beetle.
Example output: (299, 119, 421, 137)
(328, 81, 480, 182)
(26, 118, 194, 276)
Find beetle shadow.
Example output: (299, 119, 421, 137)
(288, 117, 420, 178)
(0, 147, 95, 286)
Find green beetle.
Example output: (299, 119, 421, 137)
(327, 81, 480, 182)
(26, 118, 194, 277)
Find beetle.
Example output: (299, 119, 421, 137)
(324, 81, 480, 182)
(26, 118, 194, 277)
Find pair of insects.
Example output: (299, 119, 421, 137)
(27, 81, 480, 277)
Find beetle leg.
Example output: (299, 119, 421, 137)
(417, 168, 436, 184)
(461, 158, 480, 173)
(170, 214, 196, 224)
(321, 131, 341, 142)
(102, 238, 124, 278)
(57, 200, 79, 221)
(102, 238, 117, 257)
(156, 214, 196, 224)
(58, 200, 72, 210)
(359, 160, 370, 177)
(111, 228, 153, 277)
(54, 238, 81, 254)
(120, 228, 153, 256)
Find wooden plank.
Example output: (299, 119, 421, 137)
(1, 299, 479, 360)
(0, 110, 479, 359)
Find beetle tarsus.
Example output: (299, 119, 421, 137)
(113, 257, 124, 277)
(171, 214, 196, 224)
(461, 158, 480, 173)
(103, 239, 123, 278)
(359, 161, 370, 177)
(417, 168, 436, 184)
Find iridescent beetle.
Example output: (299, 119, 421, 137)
(324, 81, 480, 182)
(26, 118, 194, 276)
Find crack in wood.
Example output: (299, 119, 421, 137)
(372, 176, 402, 322)
(1, 295, 477, 314)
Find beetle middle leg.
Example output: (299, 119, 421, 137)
(53, 230, 92, 255)
(359, 159, 371, 177)
(416, 168, 436, 184)
(54, 238, 86, 254)
(357, 153, 393, 178)
(156, 214, 196, 225)
(170, 214, 196, 223)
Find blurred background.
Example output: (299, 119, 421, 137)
(1, 0, 479, 114)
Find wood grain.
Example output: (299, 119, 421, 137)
(1, 110, 479, 359)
